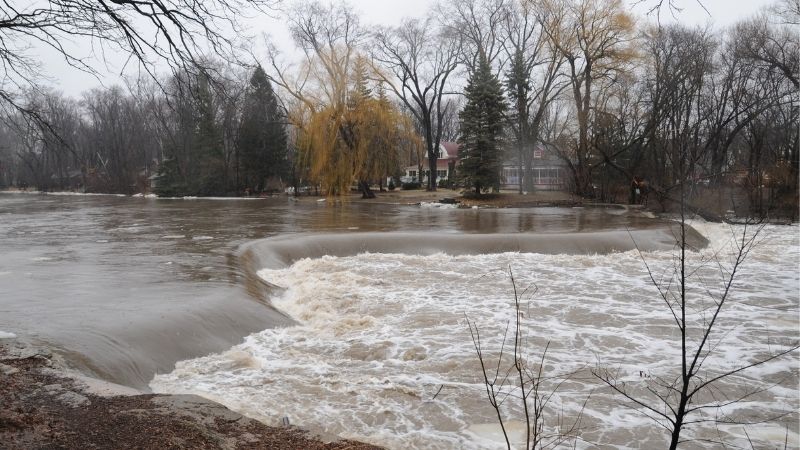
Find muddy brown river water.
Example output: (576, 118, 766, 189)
(1, 193, 797, 449)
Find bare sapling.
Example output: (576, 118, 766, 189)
(594, 196, 800, 448)
(466, 268, 588, 450)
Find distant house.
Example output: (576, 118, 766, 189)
(50, 169, 84, 190)
(501, 144, 568, 191)
(147, 173, 160, 191)
(401, 141, 569, 191)
(139, 160, 160, 193)
(402, 142, 459, 184)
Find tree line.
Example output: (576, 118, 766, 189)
(0, 0, 796, 215)
(0, 65, 288, 197)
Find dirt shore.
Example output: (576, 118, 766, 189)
(0, 338, 381, 450)
(291, 188, 590, 208)
(2, 187, 590, 209)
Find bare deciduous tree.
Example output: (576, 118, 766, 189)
(281, 0, 365, 110)
(770, 0, 800, 24)
(437, 0, 509, 73)
(594, 174, 800, 449)
(535, 0, 636, 196)
(372, 17, 461, 191)
(504, 0, 568, 193)
(0, 0, 278, 119)
(437, 97, 464, 144)
(732, 10, 799, 90)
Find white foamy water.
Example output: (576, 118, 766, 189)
(419, 201, 459, 209)
(0, 190, 127, 197)
(151, 222, 800, 449)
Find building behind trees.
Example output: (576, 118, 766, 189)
(0, 0, 795, 218)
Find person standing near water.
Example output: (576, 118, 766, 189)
(631, 176, 642, 204)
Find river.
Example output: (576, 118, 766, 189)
(1, 193, 797, 448)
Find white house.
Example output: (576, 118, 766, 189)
(401, 141, 568, 190)
(402, 142, 460, 183)
(501, 144, 568, 191)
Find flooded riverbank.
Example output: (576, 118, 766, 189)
(2, 193, 797, 448)
(0, 193, 661, 387)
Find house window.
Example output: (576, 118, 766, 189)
(409, 170, 417, 178)
(437, 169, 448, 178)
(533, 167, 561, 184)
(534, 149, 543, 159)
(503, 167, 520, 184)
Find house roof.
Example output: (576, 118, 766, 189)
(441, 142, 459, 159)
(424, 141, 460, 160)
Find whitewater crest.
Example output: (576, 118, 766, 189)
(151, 223, 800, 449)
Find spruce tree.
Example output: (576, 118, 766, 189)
(193, 76, 225, 195)
(238, 65, 288, 193)
(347, 57, 376, 198)
(457, 51, 507, 195)
(349, 56, 372, 107)
(505, 48, 531, 194)
(155, 73, 222, 197)
(153, 156, 187, 197)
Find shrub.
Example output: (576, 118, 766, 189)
(401, 181, 421, 190)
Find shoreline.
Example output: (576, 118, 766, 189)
(0, 337, 381, 449)
(6, 187, 793, 224)
(2, 194, 775, 448)
(0, 187, 589, 208)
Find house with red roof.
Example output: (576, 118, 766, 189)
(402, 142, 460, 184)
(401, 141, 568, 191)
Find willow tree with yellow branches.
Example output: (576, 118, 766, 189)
(267, 1, 419, 198)
(297, 62, 418, 197)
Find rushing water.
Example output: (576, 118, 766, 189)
(153, 221, 799, 448)
(0, 192, 660, 387)
(152, 220, 800, 448)
(1, 193, 798, 448)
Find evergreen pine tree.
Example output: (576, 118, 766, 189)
(238, 65, 288, 193)
(505, 48, 531, 194)
(457, 51, 507, 195)
(153, 156, 187, 197)
(349, 56, 373, 107)
(155, 73, 222, 197)
(193, 75, 225, 195)
(347, 56, 376, 198)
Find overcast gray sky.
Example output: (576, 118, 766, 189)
(41, 0, 776, 97)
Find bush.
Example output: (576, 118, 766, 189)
(388, 179, 396, 191)
(438, 178, 450, 189)
(401, 181, 421, 190)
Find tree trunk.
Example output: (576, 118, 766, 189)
(428, 153, 438, 191)
(424, 117, 437, 191)
(359, 180, 375, 199)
